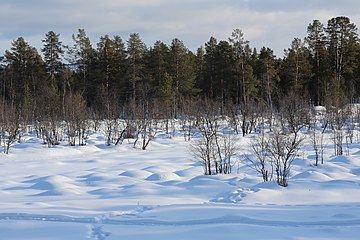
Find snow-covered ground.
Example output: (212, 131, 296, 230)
(1, 130, 360, 239)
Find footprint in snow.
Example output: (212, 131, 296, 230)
(88, 225, 111, 240)
(211, 188, 254, 203)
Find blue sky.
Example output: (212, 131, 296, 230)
(0, 0, 359, 57)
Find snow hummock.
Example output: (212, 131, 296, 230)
(1, 131, 360, 239)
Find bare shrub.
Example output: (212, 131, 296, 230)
(309, 110, 327, 166)
(64, 93, 89, 146)
(190, 99, 237, 175)
(328, 105, 349, 156)
(247, 131, 273, 182)
(131, 101, 159, 150)
(267, 128, 303, 187)
(0, 100, 20, 154)
(181, 98, 200, 141)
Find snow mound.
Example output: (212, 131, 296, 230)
(3, 130, 360, 239)
(79, 173, 108, 182)
(143, 165, 179, 173)
(27, 175, 83, 196)
(175, 167, 203, 178)
(322, 180, 360, 188)
(291, 170, 332, 181)
(146, 172, 181, 181)
(252, 181, 283, 190)
(120, 170, 153, 179)
(351, 168, 360, 175)
(329, 155, 350, 163)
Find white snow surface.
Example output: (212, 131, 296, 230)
(1, 131, 360, 239)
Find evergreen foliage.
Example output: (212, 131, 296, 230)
(0, 16, 360, 126)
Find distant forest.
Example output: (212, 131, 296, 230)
(0, 16, 359, 125)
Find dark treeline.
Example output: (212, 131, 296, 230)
(0, 16, 360, 138)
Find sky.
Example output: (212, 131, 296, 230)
(0, 0, 360, 58)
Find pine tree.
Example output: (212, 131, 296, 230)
(257, 47, 277, 116)
(326, 16, 359, 103)
(42, 31, 64, 80)
(305, 20, 330, 105)
(146, 40, 170, 99)
(169, 38, 197, 117)
(96, 35, 117, 115)
(229, 29, 259, 108)
(281, 38, 312, 95)
(42, 31, 64, 116)
(4, 37, 46, 121)
(113, 35, 128, 100)
(214, 40, 237, 111)
(160, 72, 173, 113)
(195, 46, 205, 93)
(68, 29, 94, 94)
(203, 36, 218, 98)
(127, 33, 146, 103)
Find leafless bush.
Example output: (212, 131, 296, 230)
(97, 97, 130, 147)
(227, 101, 258, 136)
(39, 120, 64, 147)
(217, 133, 237, 174)
(153, 98, 176, 138)
(131, 101, 159, 150)
(37, 88, 63, 147)
(0, 100, 20, 154)
(309, 110, 327, 166)
(310, 126, 324, 166)
(247, 131, 273, 182)
(328, 105, 349, 156)
(190, 135, 215, 175)
(181, 98, 200, 141)
(190, 131, 237, 175)
(64, 93, 89, 146)
(344, 104, 359, 155)
(267, 128, 303, 187)
(132, 117, 158, 150)
(190, 99, 237, 175)
(239, 100, 258, 136)
(279, 91, 310, 137)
